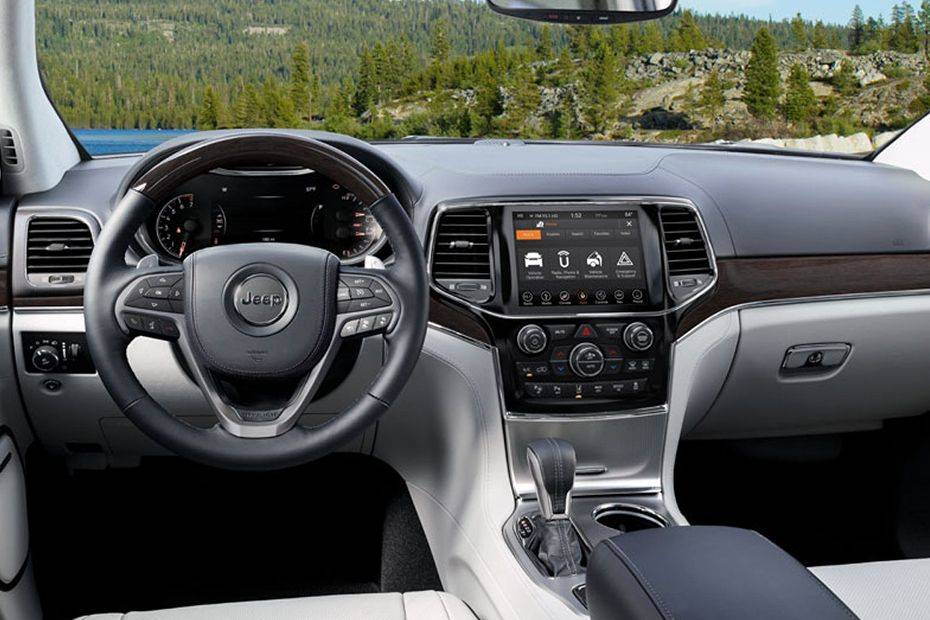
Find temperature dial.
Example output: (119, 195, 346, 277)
(624, 322, 655, 352)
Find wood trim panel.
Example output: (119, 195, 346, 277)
(678, 254, 930, 336)
(0, 269, 8, 308)
(13, 295, 84, 308)
(429, 294, 493, 345)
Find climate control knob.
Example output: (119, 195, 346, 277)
(32, 345, 61, 372)
(624, 322, 655, 352)
(516, 324, 548, 355)
(570, 343, 605, 378)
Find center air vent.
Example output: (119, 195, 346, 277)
(26, 217, 95, 286)
(431, 208, 494, 303)
(658, 206, 714, 302)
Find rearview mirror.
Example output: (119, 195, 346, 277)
(487, 0, 677, 24)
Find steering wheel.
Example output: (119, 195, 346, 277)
(84, 133, 428, 470)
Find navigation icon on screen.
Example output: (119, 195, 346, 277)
(558, 250, 571, 269)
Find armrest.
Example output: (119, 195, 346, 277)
(586, 526, 856, 620)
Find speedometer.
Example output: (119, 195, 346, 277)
(310, 186, 384, 262)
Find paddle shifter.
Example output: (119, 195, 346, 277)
(525, 438, 584, 576)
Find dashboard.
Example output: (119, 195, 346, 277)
(137, 167, 386, 264)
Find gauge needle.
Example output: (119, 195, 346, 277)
(178, 232, 190, 257)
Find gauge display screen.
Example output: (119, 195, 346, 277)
(147, 170, 383, 263)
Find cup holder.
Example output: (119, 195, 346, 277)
(593, 504, 668, 534)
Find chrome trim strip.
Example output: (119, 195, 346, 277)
(426, 196, 719, 320)
(210, 167, 315, 177)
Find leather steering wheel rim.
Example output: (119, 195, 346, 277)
(84, 133, 429, 471)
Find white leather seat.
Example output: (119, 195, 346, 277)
(812, 558, 930, 620)
(76, 591, 477, 620)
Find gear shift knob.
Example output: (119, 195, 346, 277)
(526, 438, 576, 521)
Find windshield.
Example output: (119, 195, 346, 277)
(37, 1, 930, 156)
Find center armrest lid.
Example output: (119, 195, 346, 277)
(587, 526, 856, 620)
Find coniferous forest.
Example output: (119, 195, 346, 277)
(37, 0, 930, 143)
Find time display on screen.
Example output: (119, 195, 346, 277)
(513, 210, 647, 307)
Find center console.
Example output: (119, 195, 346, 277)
(428, 197, 717, 613)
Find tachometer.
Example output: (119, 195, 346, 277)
(154, 194, 224, 259)
(311, 186, 384, 262)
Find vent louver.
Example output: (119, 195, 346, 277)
(659, 207, 712, 276)
(431, 209, 494, 303)
(27, 217, 95, 277)
(0, 128, 22, 171)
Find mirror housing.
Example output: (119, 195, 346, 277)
(487, 0, 677, 24)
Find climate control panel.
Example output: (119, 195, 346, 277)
(502, 320, 667, 412)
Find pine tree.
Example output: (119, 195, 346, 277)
(353, 47, 376, 117)
(831, 60, 859, 95)
(234, 83, 262, 128)
(849, 5, 865, 52)
(290, 42, 313, 123)
(641, 22, 666, 54)
(811, 21, 829, 49)
(784, 63, 817, 123)
(196, 85, 224, 129)
(790, 13, 808, 50)
(669, 10, 708, 52)
(579, 39, 622, 135)
(473, 68, 503, 134)
(700, 70, 727, 118)
(921, 1, 930, 57)
(743, 27, 781, 120)
(430, 19, 452, 89)
(536, 25, 554, 61)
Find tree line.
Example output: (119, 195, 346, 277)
(37, 0, 930, 140)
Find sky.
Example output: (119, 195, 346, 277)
(677, 0, 902, 25)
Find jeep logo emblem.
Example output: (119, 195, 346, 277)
(239, 291, 284, 307)
(232, 274, 289, 326)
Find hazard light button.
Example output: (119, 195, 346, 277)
(574, 324, 598, 339)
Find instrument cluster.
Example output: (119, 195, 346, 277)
(139, 167, 385, 264)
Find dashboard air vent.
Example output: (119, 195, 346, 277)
(658, 206, 714, 302)
(431, 208, 494, 303)
(0, 128, 23, 171)
(659, 207, 711, 275)
(26, 217, 95, 283)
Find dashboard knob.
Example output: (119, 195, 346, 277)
(624, 322, 655, 352)
(517, 324, 548, 355)
(570, 343, 605, 378)
(32, 345, 61, 372)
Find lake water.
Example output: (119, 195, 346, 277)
(74, 129, 193, 156)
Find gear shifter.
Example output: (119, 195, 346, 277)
(525, 438, 584, 576)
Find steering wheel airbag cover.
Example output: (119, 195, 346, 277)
(185, 244, 339, 379)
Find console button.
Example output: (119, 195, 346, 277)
(607, 381, 631, 396)
(525, 383, 546, 398)
(551, 362, 570, 377)
(569, 343, 605, 378)
(549, 383, 567, 399)
(602, 344, 623, 360)
(623, 322, 655, 352)
(550, 346, 571, 362)
(517, 325, 548, 355)
(548, 325, 574, 340)
(586, 383, 608, 397)
(629, 379, 649, 394)
(598, 323, 625, 339)
(603, 360, 623, 375)
(517, 362, 550, 379)
(624, 358, 656, 373)
(574, 324, 598, 339)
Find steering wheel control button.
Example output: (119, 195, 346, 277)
(349, 286, 373, 299)
(145, 273, 183, 288)
(347, 297, 389, 312)
(232, 274, 289, 326)
(623, 322, 655, 352)
(374, 313, 392, 330)
(341, 275, 372, 288)
(144, 286, 172, 299)
(337, 286, 351, 301)
(340, 320, 359, 337)
(127, 297, 173, 312)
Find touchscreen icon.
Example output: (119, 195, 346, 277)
(617, 252, 635, 267)
(524, 252, 543, 268)
(557, 250, 571, 269)
(586, 251, 604, 268)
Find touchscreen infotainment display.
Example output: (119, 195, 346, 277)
(513, 210, 646, 307)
